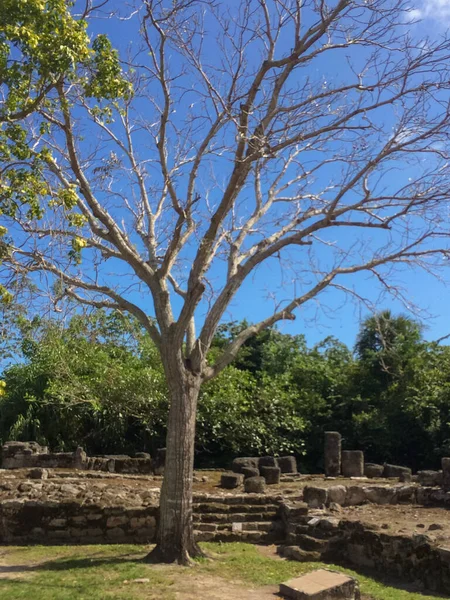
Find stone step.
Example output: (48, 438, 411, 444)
(194, 528, 283, 544)
(194, 521, 277, 533)
(194, 511, 277, 523)
(193, 502, 279, 514)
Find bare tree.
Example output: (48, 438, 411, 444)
(2, 0, 450, 562)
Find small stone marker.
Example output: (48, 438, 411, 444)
(324, 432, 341, 477)
(279, 569, 360, 600)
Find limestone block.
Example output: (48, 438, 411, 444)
(324, 432, 341, 477)
(220, 473, 244, 489)
(344, 486, 367, 506)
(327, 485, 347, 506)
(241, 467, 260, 479)
(364, 463, 384, 478)
(260, 466, 281, 485)
(278, 456, 298, 474)
(364, 485, 396, 505)
(383, 464, 411, 479)
(417, 470, 442, 487)
(258, 456, 278, 468)
(342, 451, 364, 478)
(303, 486, 328, 508)
(244, 476, 266, 494)
(231, 457, 259, 473)
(279, 569, 360, 600)
(28, 468, 48, 480)
(442, 457, 450, 491)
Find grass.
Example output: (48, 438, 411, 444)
(0, 543, 444, 600)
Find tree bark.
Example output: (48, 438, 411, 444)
(146, 347, 203, 564)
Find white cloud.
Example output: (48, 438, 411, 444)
(409, 0, 450, 21)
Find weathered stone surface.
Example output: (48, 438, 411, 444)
(279, 569, 360, 600)
(327, 486, 347, 506)
(258, 456, 278, 468)
(134, 452, 151, 459)
(231, 457, 259, 473)
(442, 458, 450, 491)
(303, 486, 328, 508)
(260, 466, 281, 485)
(364, 463, 384, 478)
(241, 467, 259, 479)
(278, 456, 298, 474)
(279, 545, 321, 563)
(383, 464, 411, 479)
(153, 448, 166, 476)
(363, 485, 396, 505)
(342, 451, 364, 478)
(399, 472, 412, 483)
(220, 473, 244, 489)
(244, 476, 266, 494)
(28, 468, 48, 480)
(324, 432, 341, 477)
(344, 486, 366, 506)
(417, 470, 442, 487)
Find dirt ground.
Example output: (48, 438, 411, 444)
(333, 504, 450, 545)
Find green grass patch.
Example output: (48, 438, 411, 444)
(201, 543, 443, 600)
(0, 543, 444, 600)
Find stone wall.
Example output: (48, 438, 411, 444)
(0, 499, 158, 545)
(282, 512, 450, 595)
(303, 483, 450, 509)
(1, 442, 154, 475)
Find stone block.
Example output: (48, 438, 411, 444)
(260, 466, 281, 484)
(241, 467, 260, 479)
(344, 486, 367, 506)
(324, 432, 341, 477)
(153, 448, 166, 476)
(28, 468, 48, 480)
(135, 452, 151, 459)
(383, 464, 411, 479)
(442, 457, 450, 491)
(364, 485, 396, 505)
(231, 457, 259, 473)
(220, 473, 244, 489)
(364, 463, 384, 478)
(342, 451, 364, 478)
(279, 569, 360, 600)
(303, 486, 328, 508)
(278, 456, 298, 474)
(399, 472, 412, 483)
(417, 470, 442, 487)
(244, 476, 266, 494)
(258, 456, 278, 468)
(327, 485, 347, 506)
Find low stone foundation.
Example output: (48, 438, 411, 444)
(1, 442, 155, 475)
(0, 500, 158, 544)
(281, 516, 450, 595)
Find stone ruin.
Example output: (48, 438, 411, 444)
(219, 454, 299, 492)
(0, 441, 165, 476)
(2, 435, 450, 594)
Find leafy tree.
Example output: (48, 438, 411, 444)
(2, 0, 450, 562)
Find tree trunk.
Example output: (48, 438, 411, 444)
(146, 349, 203, 564)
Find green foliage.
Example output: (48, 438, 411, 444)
(0, 0, 131, 266)
(1, 309, 450, 470)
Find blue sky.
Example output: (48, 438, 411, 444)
(4, 0, 450, 354)
(83, 0, 450, 349)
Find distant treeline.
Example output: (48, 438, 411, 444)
(1, 309, 449, 472)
